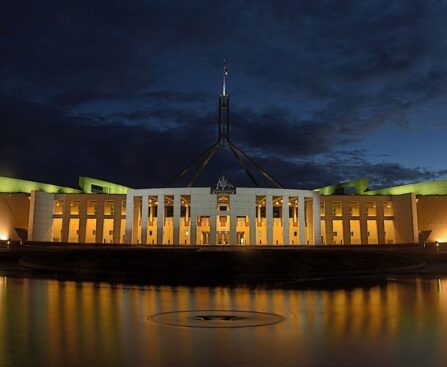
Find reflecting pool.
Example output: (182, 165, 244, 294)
(1, 276, 447, 366)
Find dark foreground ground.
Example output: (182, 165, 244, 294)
(1, 241, 443, 287)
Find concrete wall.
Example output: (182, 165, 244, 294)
(320, 194, 417, 244)
(0, 193, 30, 240)
(417, 196, 447, 243)
(393, 193, 418, 243)
(8, 187, 434, 246)
(28, 191, 54, 241)
(54, 193, 126, 244)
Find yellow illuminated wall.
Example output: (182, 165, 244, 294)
(333, 220, 343, 244)
(236, 216, 249, 245)
(0, 194, 29, 241)
(417, 196, 447, 243)
(103, 219, 114, 244)
(85, 219, 96, 243)
(367, 220, 378, 244)
(350, 220, 361, 244)
(197, 216, 210, 245)
(52, 218, 63, 242)
(384, 220, 395, 244)
(68, 218, 79, 243)
(256, 219, 267, 245)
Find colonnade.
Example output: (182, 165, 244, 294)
(125, 188, 320, 245)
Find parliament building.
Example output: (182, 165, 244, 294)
(1, 66, 447, 246)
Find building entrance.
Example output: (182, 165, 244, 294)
(216, 231, 230, 245)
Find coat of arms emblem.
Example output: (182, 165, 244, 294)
(211, 176, 236, 194)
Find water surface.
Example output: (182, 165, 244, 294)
(1, 275, 446, 366)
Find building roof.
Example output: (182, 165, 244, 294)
(0, 175, 130, 194)
(2, 174, 447, 196)
(78, 176, 130, 194)
(0, 176, 81, 194)
(315, 178, 447, 196)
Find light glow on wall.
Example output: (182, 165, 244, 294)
(78, 176, 130, 194)
(0, 176, 80, 194)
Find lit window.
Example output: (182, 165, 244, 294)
(53, 200, 64, 215)
(332, 202, 342, 217)
(104, 201, 115, 215)
(383, 201, 394, 216)
(365, 202, 377, 216)
(87, 201, 98, 215)
(70, 200, 80, 215)
(349, 202, 359, 216)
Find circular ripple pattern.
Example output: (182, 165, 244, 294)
(149, 310, 284, 328)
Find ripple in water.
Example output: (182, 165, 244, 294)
(149, 310, 284, 328)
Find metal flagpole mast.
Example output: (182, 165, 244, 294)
(166, 61, 283, 188)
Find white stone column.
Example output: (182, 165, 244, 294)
(125, 191, 134, 244)
(230, 214, 237, 245)
(266, 195, 273, 245)
(190, 209, 197, 245)
(27, 191, 54, 242)
(141, 194, 148, 244)
(360, 201, 368, 244)
(298, 195, 306, 245)
(173, 194, 181, 245)
(149, 200, 154, 223)
(250, 202, 256, 245)
(210, 215, 216, 245)
(313, 193, 321, 245)
(282, 196, 289, 245)
(157, 195, 164, 244)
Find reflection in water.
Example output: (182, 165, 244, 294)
(1, 276, 447, 366)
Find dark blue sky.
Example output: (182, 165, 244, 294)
(1, 0, 447, 189)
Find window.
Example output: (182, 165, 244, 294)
(87, 200, 98, 215)
(70, 200, 80, 215)
(383, 201, 394, 216)
(91, 184, 107, 193)
(217, 194, 230, 211)
(320, 201, 325, 217)
(332, 202, 342, 217)
(365, 202, 377, 216)
(104, 201, 115, 215)
(53, 200, 64, 215)
(273, 207, 281, 218)
(349, 202, 359, 216)
(165, 206, 174, 217)
(121, 200, 126, 215)
(237, 216, 247, 226)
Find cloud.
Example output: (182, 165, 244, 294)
(1, 94, 446, 191)
(1, 0, 447, 189)
(141, 90, 212, 104)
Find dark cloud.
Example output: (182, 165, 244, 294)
(1, 94, 445, 191)
(142, 91, 212, 104)
(50, 89, 116, 107)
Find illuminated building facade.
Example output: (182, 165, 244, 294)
(2, 174, 447, 245)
